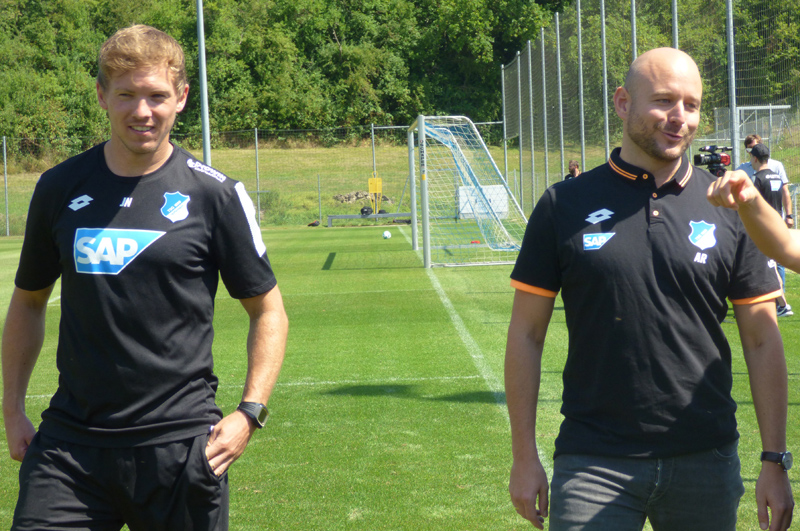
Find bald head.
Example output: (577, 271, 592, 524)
(624, 48, 702, 102)
(613, 47, 703, 180)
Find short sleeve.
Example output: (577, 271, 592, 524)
(15, 176, 62, 290)
(211, 183, 277, 299)
(510, 188, 561, 294)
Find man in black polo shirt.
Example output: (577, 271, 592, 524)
(506, 47, 793, 531)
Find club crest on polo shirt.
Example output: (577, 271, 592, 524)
(583, 233, 615, 250)
(161, 192, 190, 223)
(74, 228, 165, 275)
(688, 221, 717, 250)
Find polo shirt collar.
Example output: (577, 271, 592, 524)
(608, 147, 693, 188)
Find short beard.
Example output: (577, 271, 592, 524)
(627, 112, 694, 163)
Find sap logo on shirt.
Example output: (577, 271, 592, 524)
(583, 233, 615, 250)
(74, 228, 165, 275)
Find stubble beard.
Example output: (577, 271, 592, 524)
(627, 112, 695, 163)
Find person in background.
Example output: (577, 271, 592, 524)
(564, 159, 581, 180)
(737, 134, 791, 192)
(2, 25, 288, 530)
(749, 142, 794, 316)
(506, 47, 793, 531)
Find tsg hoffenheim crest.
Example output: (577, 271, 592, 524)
(688, 221, 717, 250)
(161, 192, 190, 223)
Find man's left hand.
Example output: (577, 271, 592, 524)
(205, 410, 257, 476)
(756, 463, 794, 530)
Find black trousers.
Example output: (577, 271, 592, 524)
(12, 432, 229, 531)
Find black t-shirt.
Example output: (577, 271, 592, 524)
(16, 143, 277, 447)
(511, 148, 780, 459)
(753, 168, 785, 214)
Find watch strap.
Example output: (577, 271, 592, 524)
(761, 451, 792, 471)
(237, 402, 269, 428)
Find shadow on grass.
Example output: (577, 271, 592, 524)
(323, 384, 562, 404)
(322, 251, 423, 270)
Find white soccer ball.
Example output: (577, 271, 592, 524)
(383, 230, 392, 239)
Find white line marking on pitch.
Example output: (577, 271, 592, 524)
(398, 225, 552, 476)
(425, 268, 507, 416)
(276, 374, 481, 387)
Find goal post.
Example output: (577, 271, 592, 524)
(408, 115, 529, 267)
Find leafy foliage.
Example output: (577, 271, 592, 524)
(0, 0, 797, 142)
(0, 0, 551, 139)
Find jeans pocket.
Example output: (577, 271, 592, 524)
(711, 439, 739, 461)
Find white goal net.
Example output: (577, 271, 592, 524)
(409, 116, 529, 267)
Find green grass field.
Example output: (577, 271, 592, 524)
(0, 227, 798, 530)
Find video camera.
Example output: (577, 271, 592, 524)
(693, 145, 732, 177)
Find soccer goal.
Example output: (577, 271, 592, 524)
(408, 115, 529, 267)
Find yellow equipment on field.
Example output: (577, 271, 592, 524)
(369, 174, 382, 214)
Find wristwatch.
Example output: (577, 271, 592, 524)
(786, 214, 793, 219)
(237, 402, 269, 428)
(761, 451, 793, 472)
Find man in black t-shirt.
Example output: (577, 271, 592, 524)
(751, 143, 794, 316)
(2, 25, 288, 531)
(506, 48, 793, 531)
(563, 159, 581, 180)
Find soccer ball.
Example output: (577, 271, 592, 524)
(383, 230, 392, 239)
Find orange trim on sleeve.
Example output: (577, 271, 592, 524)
(730, 289, 783, 305)
(510, 279, 558, 298)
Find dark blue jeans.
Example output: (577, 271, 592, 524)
(549, 440, 744, 531)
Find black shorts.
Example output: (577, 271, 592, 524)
(12, 432, 229, 531)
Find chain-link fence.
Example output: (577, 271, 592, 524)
(503, 0, 800, 215)
(0, 123, 505, 236)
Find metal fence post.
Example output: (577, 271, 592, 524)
(3, 136, 8, 236)
(726, 0, 740, 166)
(418, 116, 431, 268)
(540, 29, 550, 189)
(556, 13, 565, 178)
(601, 0, 610, 159)
(254, 128, 261, 226)
(631, 0, 638, 60)
(501, 64, 509, 184)
(577, 0, 586, 171)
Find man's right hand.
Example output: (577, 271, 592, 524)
(509, 457, 549, 529)
(707, 169, 760, 210)
(4, 412, 36, 461)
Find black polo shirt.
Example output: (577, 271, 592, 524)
(511, 148, 781, 459)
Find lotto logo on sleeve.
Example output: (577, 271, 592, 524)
(583, 233, 615, 250)
(74, 228, 165, 275)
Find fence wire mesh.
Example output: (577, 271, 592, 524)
(2, 0, 799, 235)
(502, 0, 800, 215)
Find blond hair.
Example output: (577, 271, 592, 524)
(97, 25, 187, 94)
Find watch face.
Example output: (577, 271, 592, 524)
(782, 452, 793, 471)
(256, 406, 269, 425)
